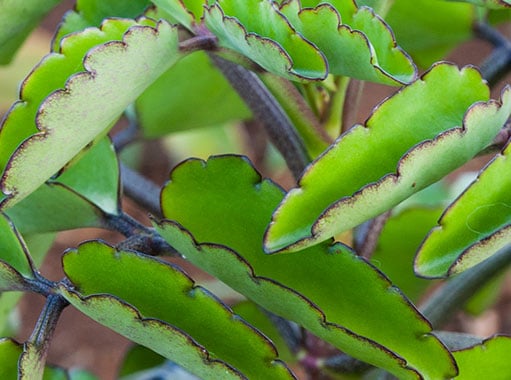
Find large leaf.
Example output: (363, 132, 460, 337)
(415, 137, 511, 277)
(384, 0, 474, 68)
(59, 241, 294, 379)
(136, 50, 251, 137)
(279, 0, 416, 85)
(0, 0, 62, 64)
(264, 64, 511, 253)
(155, 155, 456, 379)
(0, 18, 181, 209)
(203, 0, 328, 81)
(452, 336, 511, 379)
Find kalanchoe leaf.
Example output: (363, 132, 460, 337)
(0, 213, 35, 279)
(136, 51, 251, 137)
(203, 0, 328, 81)
(52, 0, 151, 49)
(445, 0, 511, 9)
(59, 241, 294, 379)
(384, 0, 473, 68)
(264, 64, 511, 253)
(415, 136, 511, 277)
(0, 18, 181, 209)
(0, 0, 62, 64)
(118, 345, 166, 378)
(155, 155, 457, 379)
(279, 0, 416, 85)
(452, 336, 511, 379)
(150, 0, 207, 30)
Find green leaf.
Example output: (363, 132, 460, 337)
(155, 155, 457, 379)
(203, 0, 328, 81)
(446, 0, 511, 9)
(53, 0, 152, 49)
(150, 0, 206, 30)
(118, 345, 166, 378)
(136, 51, 251, 137)
(279, 1, 416, 85)
(264, 64, 510, 253)
(415, 128, 511, 277)
(0, 213, 34, 279)
(384, 0, 474, 67)
(371, 208, 442, 301)
(0, 18, 181, 209)
(59, 241, 294, 379)
(0, 0, 62, 64)
(453, 336, 511, 379)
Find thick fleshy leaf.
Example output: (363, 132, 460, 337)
(53, 0, 151, 49)
(136, 51, 251, 137)
(279, 1, 416, 85)
(0, 213, 34, 279)
(453, 336, 511, 379)
(0, 18, 181, 209)
(156, 155, 456, 379)
(203, 0, 328, 81)
(0, 0, 62, 64)
(264, 64, 511, 253)
(446, 0, 511, 9)
(384, 0, 474, 67)
(59, 241, 294, 379)
(371, 208, 442, 301)
(415, 140, 511, 277)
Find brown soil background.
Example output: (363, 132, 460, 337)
(2, 2, 511, 379)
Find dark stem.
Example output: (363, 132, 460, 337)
(210, 54, 310, 180)
(265, 311, 303, 354)
(19, 294, 68, 376)
(103, 211, 152, 237)
(112, 111, 140, 152)
(354, 211, 392, 259)
(120, 163, 162, 218)
(179, 33, 217, 54)
(474, 23, 511, 85)
(419, 244, 511, 328)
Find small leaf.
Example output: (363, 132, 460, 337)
(203, 0, 328, 81)
(453, 336, 511, 379)
(136, 51, 251, 137)
(279, 1, 416, 85)
(0, 18, 181, 209)
(0, 338, 22, 378)
(0, 213, 34, 279)
(264, 64, 511, 253)
(60, 241, 294, 379)
(415, 135, 511, 277)
(384, 0, 473, 67)
(0, 0, 62, 64)
(118, 345, 166, 378)
(445, 0, 511, 9)
(156, 155, 457, 379)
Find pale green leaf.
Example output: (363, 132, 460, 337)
(60, 241, 294, 379)
(264, 64, 510, 253)
(0, 19, 181, 209)
(156, 155, 457, 379)
(0, 213, 34, 279)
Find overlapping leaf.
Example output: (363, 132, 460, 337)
(452, 336, 511, 379)
(0, 0, 62, 64)
(59, 241, 294, 379)
(203, 0, 328, 81)
(52, 0, 151, 50)
(278, 0, 416, 85)
(0, 18, 181, 209)
(0, 213, 34, 281)
(446, 0, 511, 9)
(384, 0, 474, 67)
(415, 138, 511, 277)
(155, 155, 456, 379)
(264, 64, 511, 253)
(136, 51, 251, 137)
(151, 0, 209, 30)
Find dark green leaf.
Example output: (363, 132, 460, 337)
(156, 155, 456, 379)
